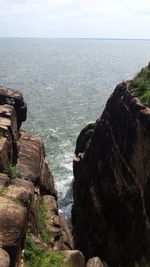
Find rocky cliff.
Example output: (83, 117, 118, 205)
(0, 87, 75, 267)
(72, 79, 150, 266)
(0, 86, 105, 267)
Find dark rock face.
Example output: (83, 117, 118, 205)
(72, 82, 150, 267)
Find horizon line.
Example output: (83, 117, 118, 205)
(0, 36, 150, 41)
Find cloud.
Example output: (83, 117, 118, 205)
(0, 0, 149, 38)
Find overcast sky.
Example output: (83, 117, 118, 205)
(0, 0, 150, 38)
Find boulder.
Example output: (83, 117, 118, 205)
(16, 131, 44, 184)
(0, 86, 27, 129)
(0, 248, 10, 267)
(62, 250, 85, 267)
(16, 131, 55, 197)
(4, 178, 34, 208)
(0, 105, 18, 141)
(86, 257, 106, 267)
(0, 105, 18, 163)
(0, 177, 34, 266)
(0, 196, 28, 266)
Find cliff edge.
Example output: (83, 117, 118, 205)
(72, 66, 150, 267)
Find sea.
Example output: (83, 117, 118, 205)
(0, 38, 150, 218)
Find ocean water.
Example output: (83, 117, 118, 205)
(0, 38, 150, 216)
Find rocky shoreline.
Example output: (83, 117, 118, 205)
(0, 87, 76, 267)
(0, 87, 105, 267)
(1, 64, 150, 267)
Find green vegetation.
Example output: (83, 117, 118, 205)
(0, 131, 3, 139)
(24, 233, 67, 267)
(4, 164, 21, 179)
(129, 65, 150, 106)
(24, 193, 66, 266)
(0, 185, 8, 195)
(38, 197, 51, 244)
(36, 251, 67, 267)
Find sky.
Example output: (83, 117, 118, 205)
(0, 0, 150, 39)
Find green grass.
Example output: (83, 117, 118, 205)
(129, 66, 150, 106)
(36, 251, 67, 267)
(38, 197, 51, 244)
(24, 233, 67, 267)
(24, 233, 41, 267)
(4, 164, 21, 179)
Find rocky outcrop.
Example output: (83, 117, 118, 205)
(0, 177, 33, 266)
(0, 86, 73, 267)
(72, 82, 150, 267)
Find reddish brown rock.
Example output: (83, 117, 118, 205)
(4, 178, 34, 208)
(59, 213, 74, 250)
(16, 131, 44, 183)
(40, 160, 56, 197)
(0, 248, 10, 267)
(0, 177, 34, 266)
(0, 173, 10, 187)
(0, 86, 27, 129)
(0, 105, 18, 141)
(16, 131, 55, 196)
(86, 257, 106, 267)
(42, 195, 61, 248)
(42, 195, 73, 251)
(0, 138, 10, 171)
(72, 82, 150, 267)
(0, 196, 28, 266)
(28, 192, 39, 236)
(62, 250, 85, 267)
(0, 104, 18, 163)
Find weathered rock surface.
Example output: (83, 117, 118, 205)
(0, 175, 34, 266)
(0, 138, 10, 171)
(0, 196, 28, 265)
(0, 105, 18, 164)
(0, 248, 10, 267)
(0, 86, 74, 267)
(16, 130, 56, 197)
(59, 213, 74, 250)
(86, 257, 108, 267)
(42, 195, 73, 251)
(72, 82, 150, 267)
(62, 250, 85, 267)
(0, 105, 18, 140)
(0, 86, 27, 129)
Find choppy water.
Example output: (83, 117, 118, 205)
(0, 38, 150, 216)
